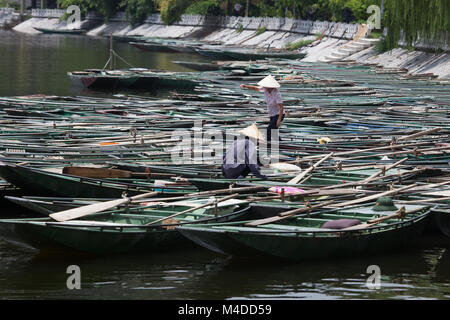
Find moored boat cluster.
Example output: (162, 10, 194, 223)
(0, 57, 449, 260)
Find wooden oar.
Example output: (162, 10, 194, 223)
(49, 191, 159, 222)
(334, 146, 449, 162)
(288, 153, 334, 184)
(296, 142, 430, 161)
(144, 193, 239, 226)
(62, 166, 175, 179)
(328, 184, 418, 208)
(342, 206, 425, 231)
(320, 157, 409, 190)
(397, 127, 441, 142)
(396, 196, 450, 204)
(360, 158, 408, 183)
(245, 200, 334, 227)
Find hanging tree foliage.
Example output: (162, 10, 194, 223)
(384, 0, 450, 50)
(154, 0, 194, 25)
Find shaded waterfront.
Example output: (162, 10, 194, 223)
(0, 30, 449, 300)
(0, 234, 449, 299)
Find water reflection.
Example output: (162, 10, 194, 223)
(0, 30, 210, 97)
(2, 235, 448, 299)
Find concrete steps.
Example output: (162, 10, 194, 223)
(319, 38, 380, 63)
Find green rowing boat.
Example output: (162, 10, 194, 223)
(177, 201, 431, 261)
(0, 197, 250, 254)
(33, 27, 86, 35)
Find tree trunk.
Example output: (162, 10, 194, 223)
(225, 0, 230, 16)
(293, 0, 297, 19)
(245, 0, 249, 17)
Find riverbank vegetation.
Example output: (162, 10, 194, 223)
(58, 0, 382, 24)
(383, 0, 450, 51)
(57, 0, 449, 51)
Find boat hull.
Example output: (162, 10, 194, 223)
(0, 205, 250, 254)
(178, 213, 430, 261)
(0, 165, 165, 198)
(0, 222, 194, 254)
(34, 27, 86, 35)
(68, 74, 139, 89)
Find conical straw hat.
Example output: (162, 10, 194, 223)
(239, 124, 266, 142)
(257, 75, 280, 88)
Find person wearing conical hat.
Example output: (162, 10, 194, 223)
(221, 124, 268, 180)
(241, 75, 287, 144)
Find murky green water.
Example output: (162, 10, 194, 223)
(0, 30, 449, 300)
(1, 235, 449, 300)
(0, 30, 209, 97)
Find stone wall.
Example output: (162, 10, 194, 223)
(0, 7, 18, 29)
(28, 9, 361, 40)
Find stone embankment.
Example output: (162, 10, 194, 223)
(12, 9, 449, 79)
(0, 7, 21, 29)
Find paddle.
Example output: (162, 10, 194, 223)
(397, 127, 441, 142)
(288, 153, 334, 184)
(342, 206, 425, 231)
(320, 158, 409, 190)
(295, 142, 430, 162)
(329, 184, 418, 208)
(360, 158, 408, 183)
(245, 200, 334, 226)
(144, 193, 240, 226)
(49, 191, 159, 222)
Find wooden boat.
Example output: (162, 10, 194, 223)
(0, 197, 250, 254)
(195, 47, 307, 60)
(172, 61, 221, 72)
(67, 69, 200, 90)
(224, 49, 307, 60)
(5, 196, 114, 215)
(0, 164, 196, 198)
(177, 201, 431, 261)
(34, 27, 86, 35)
(68, 70, 139, 89)
(129, 41, 175, 53)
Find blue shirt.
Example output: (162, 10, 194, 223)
(222, 138, 265, 179)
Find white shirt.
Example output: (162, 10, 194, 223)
(259, 87, 283, 117)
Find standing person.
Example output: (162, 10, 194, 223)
(240, 75, 286, 144)
(222, 124, 268, 180)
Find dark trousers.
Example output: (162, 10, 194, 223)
(267, 113, 285, 144)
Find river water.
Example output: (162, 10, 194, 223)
(0, 30, 449, 301)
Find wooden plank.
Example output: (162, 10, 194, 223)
(50, 191, 159, 222)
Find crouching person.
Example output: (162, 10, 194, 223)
(222, 124, 268, 180)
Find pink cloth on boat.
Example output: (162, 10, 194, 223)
(269, 186, 306, 195)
